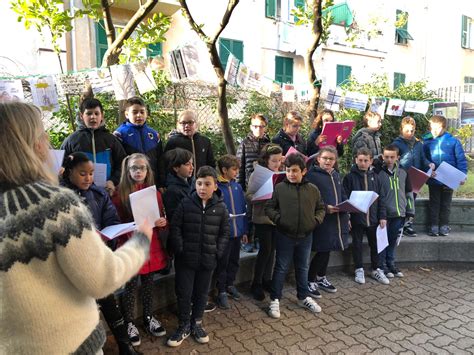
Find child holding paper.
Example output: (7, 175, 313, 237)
(377, 145, 415, 278)
(215, 155, 248, 309)
(423, 115, 467, 236)
(392, 116, 435, 237)
(343, 148, 389, 285)
(247, 144, 283, 301)
(61, 152, 140, 355)
(167, 166, 229, 347)
(272, 111, 307, 155)
(112, 153, 168, 346)
(306, 109, 344, 157)
(306, 146, 349, 296)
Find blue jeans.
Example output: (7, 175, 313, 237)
(270, 231, 312, 301)
(379, 217, 405, 270)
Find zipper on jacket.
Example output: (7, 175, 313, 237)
(364, 172, 370, 226)
(330, 173, 344, 251)
(139, 129, 145, 153)
(91, 130, 97, 164)
(296, 184, 301, 237)
(228, 184, 238, 237)
(191, 136, 197, 177)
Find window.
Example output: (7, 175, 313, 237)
(465, 76, 474, 93)
(462, 15, 473, 49)
(275, 56, 293, 84)
(265, 0, 280, 18)
(219, 38, 244, 70)
(266, 0, 298, 22)
(95, 20, 108, 66)
(336, 64, 351, 86)
(395, 10, 413, 45)
(394, 72, 406, 89)
(146, 43, 162, 58)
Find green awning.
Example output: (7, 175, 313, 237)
(396, 28, 414, 40)
(322, 2, 353, 28)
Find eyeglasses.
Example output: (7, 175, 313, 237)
(251, 125, 266, 129)
(179, 120, 195, 126)
(129, 165, 147, 172)
(319, 156, 336, 161)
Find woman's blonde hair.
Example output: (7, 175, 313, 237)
(118, 153, 154, 217)
(0, 101, 57, 188)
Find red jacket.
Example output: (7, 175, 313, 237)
(112, 184, 168, 274)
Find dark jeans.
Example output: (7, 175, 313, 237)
(270, 231, 312, 301)
(351, 225, 379, 270)
(379, 217, 404, 270)
(121, 273, 155, 322)
(428, 185, 453, 226)
(252, 224, 276, 285)
(174, 259, 213, 325)
(98, 294, 129, 344)
(216, 237, 241, 292)
(308, 251, 330, 281)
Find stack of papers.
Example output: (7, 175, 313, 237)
(129, 185, 160, 225)
(336, 191, 379, 213)
(247, 164, 286, 201)
(100, 222, 136, 240)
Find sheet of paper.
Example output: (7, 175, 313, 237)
(94, 163, 108, 187)
(131, 62, 157, 94)
(347, 191, 379, 213)
(246, 164, 275, 194)
(408, 166, 431, 194)
(376, 225, 389, 253)
(252, 172, 285, 201)
(386, 99, 406, 117)
(229, 213, 246, 218)
(323, 88, 342, 112)
(49, 149, 65, 174)
(110, 64, 136, 100)
(434, 162, 467, 190)
(370, 97, 387, 119)
(0, 79, 25, 101)
(100, 222, 136, 240)
(404, 100, 429, 114)
(130, 185, 160, 225)
(343, 91, 368, 111)
(396, 227, 404, 246)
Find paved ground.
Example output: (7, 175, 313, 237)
(104, 264, 474, 354)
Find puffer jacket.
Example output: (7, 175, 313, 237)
(342, 165, 387, 227)
(164, 131, 215, 174)
(306, 165, 350, 252)
(265, 178, 325, 239)
(169, 190, 230, 270)
(218, 179, 248, 238)
(306, 128, 344, 157)
(351, 127, 382, 159)
(114, 120, 165, 187)
(423, 131, 468, 186)
(272, 129, 306, 155)
(163, 172, 193, 221)
(61, 124, 126, 186)
(236, 133, 271, 190)
(392, 136, 431, 171)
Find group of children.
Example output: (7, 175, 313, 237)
(59, 95, 467, 350)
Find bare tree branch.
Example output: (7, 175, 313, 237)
(210, 0, 239, 46)
(178, 0, 209, 42)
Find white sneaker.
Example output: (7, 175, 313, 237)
(371, 268, 390, 285)
(298, 296, 321, 313)
(354, 268, 365, 284)
(268, 299, 280, 318)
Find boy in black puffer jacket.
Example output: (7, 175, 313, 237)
(167, 166, 229, 348)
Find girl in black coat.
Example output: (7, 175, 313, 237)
(305, 147, 349, 297)
(306, 109, 344, 157)
(272, 111, 307, 155)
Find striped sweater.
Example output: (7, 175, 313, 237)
(0, 182, 150, 354)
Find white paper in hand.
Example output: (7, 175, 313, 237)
(337, 191, 379, 213)
(433, 162, 467, 190)
(94, 163, 108, 187)
(129, 185, 160, 225)
(100, 222, 136, 240)
(49, 149, 65, 174)
(376, 225, 389, 253)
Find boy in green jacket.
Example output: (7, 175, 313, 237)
(265, 154, 326, 319)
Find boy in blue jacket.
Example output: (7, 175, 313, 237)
(114, 97, 165, 187)
(215, 155, 248, 309)
(423, 115, 467, 236)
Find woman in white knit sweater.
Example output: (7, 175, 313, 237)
(0, 101, 153, 354)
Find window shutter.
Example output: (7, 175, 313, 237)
(219, 39, 243, 70)
(275, 56, 293, 84)
(266, 0, 277, 18)
(146, 42, 162, 58)
(462, 15, 469, 48)
(95, 20, 109, 66)
(336, 64, 351, 86)
(394, 72, 406, 89)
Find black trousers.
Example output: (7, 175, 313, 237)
(252, 224, 276, 285)
(308, 251, 330, 281)
(216, 237, 241, 292)
(351, 224, 379, 270)
(428, 185, 453, 226)
(121, 273, 155, 323)
(175, 260, 213, 325)
(97, 294, 129, 344)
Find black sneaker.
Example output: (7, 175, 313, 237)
(250, 283, 265, 301)
(216, 292, 230, 309)
(428, 225, 439, 237)
(307, 282, 322, 299)
(144, 315, 166, 337)
(166, 324, 191, 347)
(204, 302, 216, 313)
(192, 321, 209, 344)
(226, 285, 241, 300)
(316, 277, 337, 293)
(126, 322, 141, 347)
(403, 225, 417, 237)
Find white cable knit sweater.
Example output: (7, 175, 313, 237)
(0, 182, 150, 354)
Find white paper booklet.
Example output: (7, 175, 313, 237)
(129, 185, 160, 225)
(94, 163, 108, 187)
(100, 222, 136, 240)
(336, 191, 379, 214)
(434, 162, 467, 190)
(49, 149, 65, 174)
(376, 225, 389, 253)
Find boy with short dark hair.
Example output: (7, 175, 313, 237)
(376, 145, 415, 279)
(343, 147, 389, 285)
(215, 155, 248, 309)
(167, 166, 229, 347)
(61, 98, 126, 195)
(114, 96, 165, 186)
(265, 154, 325, 319)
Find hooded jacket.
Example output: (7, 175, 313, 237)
(306, 165, 349, 252)
(218, 178, 249, 238)
(423, 131, 468, 186)
(392, 136, 431, 171)
(169, 190, 230, 270)
(272, 128, 307, 155)
(163, 172, 193, 221)
(61, 123, 126, 186)
(164, 131, 215, 175)
(114, 120, 165, 186)
(265, 178, 325, 239)
(343, 165, 387, 227)
(352, 127, 382, 159)
(237, 132, 271, 190)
